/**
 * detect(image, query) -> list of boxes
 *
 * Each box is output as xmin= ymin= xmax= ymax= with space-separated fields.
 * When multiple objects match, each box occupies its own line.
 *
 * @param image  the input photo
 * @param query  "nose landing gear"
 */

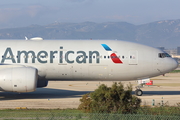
xmin=135 ymin=88 xmax=143 ymax=96
xmin=135 ymin=78 xmax=150 ymax=96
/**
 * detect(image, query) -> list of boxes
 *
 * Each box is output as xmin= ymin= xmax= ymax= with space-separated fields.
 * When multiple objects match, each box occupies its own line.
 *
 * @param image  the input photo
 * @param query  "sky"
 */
xmin=1 ymin=0 xmax=180 ymax=28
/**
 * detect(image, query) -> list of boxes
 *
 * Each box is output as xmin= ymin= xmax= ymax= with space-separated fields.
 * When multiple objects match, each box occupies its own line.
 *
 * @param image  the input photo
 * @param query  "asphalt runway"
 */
xmin=0 ymin=73 xmax=179 ymax=109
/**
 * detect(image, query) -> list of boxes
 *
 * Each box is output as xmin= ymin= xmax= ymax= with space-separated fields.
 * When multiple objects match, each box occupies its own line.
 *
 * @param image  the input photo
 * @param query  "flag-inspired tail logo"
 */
xmin=101 ymin=44 xmax=123 ymax=64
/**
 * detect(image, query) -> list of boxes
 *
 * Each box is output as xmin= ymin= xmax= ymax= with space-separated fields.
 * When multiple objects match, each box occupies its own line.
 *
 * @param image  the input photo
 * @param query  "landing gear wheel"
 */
xmin=135 ymin=89 xmax=143 ymax=96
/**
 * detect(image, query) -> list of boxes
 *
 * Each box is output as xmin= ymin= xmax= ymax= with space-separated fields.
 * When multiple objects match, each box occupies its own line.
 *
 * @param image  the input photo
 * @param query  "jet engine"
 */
xmin=0 ymin=67 xmax=38 ymax=92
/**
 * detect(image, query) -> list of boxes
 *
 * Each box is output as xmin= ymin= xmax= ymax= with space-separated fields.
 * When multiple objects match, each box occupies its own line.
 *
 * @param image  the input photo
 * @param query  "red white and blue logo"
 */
xmin=101 ymin=44 xmax=123 ymax=64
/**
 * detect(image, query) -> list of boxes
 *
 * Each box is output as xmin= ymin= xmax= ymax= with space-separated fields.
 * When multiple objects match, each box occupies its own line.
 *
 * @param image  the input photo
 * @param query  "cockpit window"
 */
xmin=159 ymin=53 xmax=171 ymax=58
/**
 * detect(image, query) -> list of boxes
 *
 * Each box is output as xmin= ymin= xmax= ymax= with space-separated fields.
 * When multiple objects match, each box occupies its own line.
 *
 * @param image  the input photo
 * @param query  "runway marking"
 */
xmin=154 ymin=83 xmax=180 ymax=87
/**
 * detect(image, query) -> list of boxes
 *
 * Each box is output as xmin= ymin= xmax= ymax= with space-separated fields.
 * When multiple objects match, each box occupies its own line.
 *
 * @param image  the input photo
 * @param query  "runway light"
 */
xmin=152 ymin=99 xmax=155 ymax=106
xmin=161 ymin=97 xmax=164 ymax=106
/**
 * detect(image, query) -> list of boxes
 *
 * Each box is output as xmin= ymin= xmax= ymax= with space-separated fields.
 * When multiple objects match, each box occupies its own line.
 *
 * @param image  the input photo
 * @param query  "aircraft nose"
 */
xmin=156 ymin=58 xmax=178 ymax=74
xmin=171 ymin=59 xmax=179 ymax=70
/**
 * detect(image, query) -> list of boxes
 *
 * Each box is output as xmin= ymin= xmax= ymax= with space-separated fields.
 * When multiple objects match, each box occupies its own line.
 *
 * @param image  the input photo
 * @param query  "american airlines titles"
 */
xmin=1 ymin=47 xmax=100 ymax=64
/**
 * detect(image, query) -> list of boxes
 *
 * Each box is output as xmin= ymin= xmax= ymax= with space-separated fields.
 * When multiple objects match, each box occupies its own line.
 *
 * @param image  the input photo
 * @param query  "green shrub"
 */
xmin=78 ymin=82 xmax=141 ymax=114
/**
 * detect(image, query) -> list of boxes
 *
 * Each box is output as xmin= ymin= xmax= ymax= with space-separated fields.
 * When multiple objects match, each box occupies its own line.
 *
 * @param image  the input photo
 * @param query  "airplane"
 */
xmin=0 ymin=38 xmax=178 ymax=96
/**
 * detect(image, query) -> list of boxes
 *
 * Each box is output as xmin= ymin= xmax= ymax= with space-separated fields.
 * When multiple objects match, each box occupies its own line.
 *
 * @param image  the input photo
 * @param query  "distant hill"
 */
xmin=136 ymin=20 xmax=180 ymax=48
xmin=0 ymin=20 xmax=180 ymax=48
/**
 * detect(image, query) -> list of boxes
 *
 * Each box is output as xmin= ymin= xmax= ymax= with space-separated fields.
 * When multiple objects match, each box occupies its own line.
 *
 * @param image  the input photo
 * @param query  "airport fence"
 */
xmin=0 ymin=105 xmax=180 ymax=120
xmin=0 ymin=112 xmax=179 ymax=120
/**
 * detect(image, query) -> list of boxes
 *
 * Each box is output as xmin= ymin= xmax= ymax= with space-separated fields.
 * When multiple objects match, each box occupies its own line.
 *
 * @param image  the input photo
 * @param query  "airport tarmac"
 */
xmin=0 ymin=73 xmax=179 ymax=109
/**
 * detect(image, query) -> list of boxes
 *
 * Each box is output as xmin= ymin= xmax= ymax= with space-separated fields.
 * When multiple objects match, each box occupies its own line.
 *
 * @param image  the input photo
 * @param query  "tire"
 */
xmin=135 ymin=89 xmax=143 ymax=96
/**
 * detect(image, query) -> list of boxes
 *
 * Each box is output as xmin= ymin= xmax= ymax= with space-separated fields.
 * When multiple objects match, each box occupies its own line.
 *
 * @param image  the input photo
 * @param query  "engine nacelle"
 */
xmin=0 ymin=67 xmax=38 ymax=93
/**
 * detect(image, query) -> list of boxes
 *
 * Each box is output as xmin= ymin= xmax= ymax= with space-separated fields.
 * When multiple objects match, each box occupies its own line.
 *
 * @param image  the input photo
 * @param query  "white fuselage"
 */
xmin=0 ymin=40 xmax=178 ymax=81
